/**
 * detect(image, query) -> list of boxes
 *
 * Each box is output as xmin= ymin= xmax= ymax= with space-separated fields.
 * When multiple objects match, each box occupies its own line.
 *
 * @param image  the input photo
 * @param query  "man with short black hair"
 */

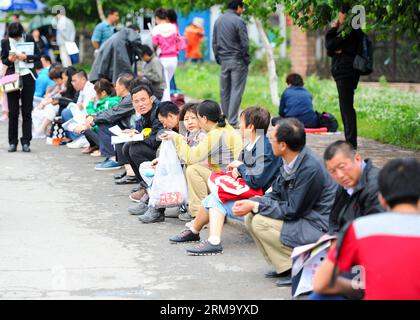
xmin=92 ymin=8 xmax=120 ymax=50
xmin=157 ymin=101 xmax=180 ymax=131
xmin=313 ymin=157 xmax=420 ymax=300
xmin=324 ymin=140 xmax=384 ymax=234
xmin=212 ymin=0 xmax=250 ymax=128
xmin=61 ymin=70 xmax=96 ymax=147
xmin=233 ymin=118 xmax=337 ymax=286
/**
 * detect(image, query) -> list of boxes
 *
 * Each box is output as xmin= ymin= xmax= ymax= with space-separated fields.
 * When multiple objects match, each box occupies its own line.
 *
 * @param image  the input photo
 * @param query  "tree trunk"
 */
xmin=79 ymin=32 xmax=85 ymax=64
xmin=96 ymin=0 xmax=106 ymax=21
xmin=254 ymin=18 xmax=280 ymax=107
xmin=277 ymin=4 xmax=287 ymax=59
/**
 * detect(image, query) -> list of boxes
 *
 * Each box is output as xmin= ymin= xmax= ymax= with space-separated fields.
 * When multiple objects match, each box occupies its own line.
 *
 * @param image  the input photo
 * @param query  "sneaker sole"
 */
xmin=129 ymin=195 xmax=142 ymax=203
xmin=128 ymin=211 xmax=147 ymax=215
xmin=186 ymin=251 xmax=223 ymax=256
xmin=95 ymin=166 xmax=123 ymax=171
xmin=178 ymin=217 xmax=194 ymax=222
xmin=140 ymin=220 xmax=165 ymax=224
xmin=169 ymin=240 xmax=200 ymax=244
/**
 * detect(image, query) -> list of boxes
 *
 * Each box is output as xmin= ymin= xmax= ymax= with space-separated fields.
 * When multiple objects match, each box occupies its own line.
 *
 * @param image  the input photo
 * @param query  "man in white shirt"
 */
xmin=61 ymin=70 xmax=96 ymax=148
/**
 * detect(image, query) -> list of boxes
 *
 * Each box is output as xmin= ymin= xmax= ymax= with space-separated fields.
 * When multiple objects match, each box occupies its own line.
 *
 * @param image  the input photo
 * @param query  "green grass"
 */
xmin=176 ymin=63 xmax=420 ymax=150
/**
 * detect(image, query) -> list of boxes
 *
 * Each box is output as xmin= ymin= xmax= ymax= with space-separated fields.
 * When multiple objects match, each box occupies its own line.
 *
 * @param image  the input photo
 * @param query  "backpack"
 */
xmin=50 ymin=118 xmax=65 ymax=139
xmin=353 ymin=34 xmax=373 ymax=75
xmin=317 ymin=111 xmax=339 ymax=132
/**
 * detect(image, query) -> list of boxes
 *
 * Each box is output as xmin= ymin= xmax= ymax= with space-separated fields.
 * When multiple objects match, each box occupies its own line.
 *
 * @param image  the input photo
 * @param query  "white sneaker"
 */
xmin=67 ymin=136 xmax=90 ymax=149
xmin=32 ymin=131 xmax=46 ymax=139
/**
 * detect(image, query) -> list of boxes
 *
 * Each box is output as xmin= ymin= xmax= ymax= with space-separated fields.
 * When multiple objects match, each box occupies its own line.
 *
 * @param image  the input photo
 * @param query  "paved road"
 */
xmin=0 ymin=121 xmax=292 ymax=300
xmin=1 ymin=120 xmax=418 ymax=300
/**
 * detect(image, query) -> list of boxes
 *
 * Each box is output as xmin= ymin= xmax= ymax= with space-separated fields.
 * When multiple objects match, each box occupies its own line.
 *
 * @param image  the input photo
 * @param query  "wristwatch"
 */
xmin=252 ymin=202 xmax=259 ymax=214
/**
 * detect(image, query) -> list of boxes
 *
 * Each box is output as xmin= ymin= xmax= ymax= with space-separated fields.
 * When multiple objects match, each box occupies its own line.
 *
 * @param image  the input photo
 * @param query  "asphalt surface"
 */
xmin=0 ymin=121 xmax=292 ymax=300
xmin=1 ymin=118 xmax=418 ymax=300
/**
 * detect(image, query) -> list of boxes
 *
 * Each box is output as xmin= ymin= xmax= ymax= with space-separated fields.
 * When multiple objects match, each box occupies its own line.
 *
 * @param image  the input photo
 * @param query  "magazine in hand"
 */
xmin=16 ymin=42 xmax=34 ymax=69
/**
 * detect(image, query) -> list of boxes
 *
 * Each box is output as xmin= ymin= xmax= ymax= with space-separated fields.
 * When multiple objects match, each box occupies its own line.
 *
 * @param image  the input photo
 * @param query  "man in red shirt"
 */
xmin=313 ymin=157 xmax=420 ymax=300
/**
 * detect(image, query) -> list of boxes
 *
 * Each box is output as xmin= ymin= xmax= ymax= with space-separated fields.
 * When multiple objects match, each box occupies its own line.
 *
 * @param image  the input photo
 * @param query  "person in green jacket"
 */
xmin=86 ymin=79 xmax=121 ymax=115
xmin=75 ymin=78 xmax=121 ymax=155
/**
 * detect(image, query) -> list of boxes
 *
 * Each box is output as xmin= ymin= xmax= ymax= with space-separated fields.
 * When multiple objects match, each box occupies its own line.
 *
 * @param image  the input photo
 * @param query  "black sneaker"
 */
xmin=186 ymin=241 xmax=223 ymax=256
xmin=138 ymin=207 xmax=164 ymax=224
xmin=8 ymin=144 xmax=17 ymax=152
xmin=169 ymin=229 xmax=200 ymax=244
xmin=114 ymin=171 xmax=127 ymax=180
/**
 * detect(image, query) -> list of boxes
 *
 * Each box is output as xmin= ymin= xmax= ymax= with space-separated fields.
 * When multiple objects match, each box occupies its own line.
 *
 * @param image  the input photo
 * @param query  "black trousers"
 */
xmin=335 ymin=75 xmax=360 ymax=149
xmin=7 ymin=74 xmax=36 ymax=145
xmin=122 ymin=141 xmax=156 ymax=182
xmin=84 ymin=129 xmax=99 ymax=147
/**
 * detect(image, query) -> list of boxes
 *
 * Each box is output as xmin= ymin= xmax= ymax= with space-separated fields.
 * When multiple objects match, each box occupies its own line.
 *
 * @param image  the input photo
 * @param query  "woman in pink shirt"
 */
xmin=151 ymin=8 xmax=185 ymax=102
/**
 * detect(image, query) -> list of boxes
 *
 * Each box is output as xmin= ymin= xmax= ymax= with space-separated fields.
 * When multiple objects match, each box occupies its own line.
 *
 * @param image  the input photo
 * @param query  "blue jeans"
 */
xmin=61 ymin=108 xmax=81 ymax=140
xmin=97 ymin=123 xmax=116 ymax=158
xmin=170 ymin=76 xmax=177 ymax=92
xmin=202 ymin=193 xmax=244 ymax=221
xmin=308 ymin=292 xmax=346 ymax=300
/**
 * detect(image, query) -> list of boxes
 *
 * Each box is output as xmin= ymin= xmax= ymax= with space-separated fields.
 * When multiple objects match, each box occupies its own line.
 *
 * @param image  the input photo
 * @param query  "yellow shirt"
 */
xmin=173 ymin=123 xmax=243 ymax=172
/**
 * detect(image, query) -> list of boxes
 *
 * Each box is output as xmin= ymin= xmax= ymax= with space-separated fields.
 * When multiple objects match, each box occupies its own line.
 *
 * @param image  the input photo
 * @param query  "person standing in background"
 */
xmin=0 ymin=60 xmax=8 ymax=122
xmin=152 ymin=8 xmax=182 ymax=102
xmin=11 ymin=14 xmax=20 ymax=23
xmin=32 ymin=29 xmax=49 ymax=69
xmin=185 ymin=17 xmax=205 ymax=64
xmin=166 ymin=9 xmax=184 ymax=92
xmin=212 ymin=0 xmax=250 ymax=128
xmin=91 ymin=8 xmax=119 ymax=51
xmin=54 ymin=10 xmax=76 ymax=67
xmin=1 ymin=22 xmax=41 ymax=152
xmin=325 ymin=4 xmax=363 ymax=149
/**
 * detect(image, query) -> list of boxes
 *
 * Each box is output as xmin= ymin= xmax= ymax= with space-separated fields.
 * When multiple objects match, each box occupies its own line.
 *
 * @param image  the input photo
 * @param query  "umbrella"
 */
xmin=0 ymin=0 xmax=45 ymax=13
xmin=22 ymin=0 xmax=46 ymax=14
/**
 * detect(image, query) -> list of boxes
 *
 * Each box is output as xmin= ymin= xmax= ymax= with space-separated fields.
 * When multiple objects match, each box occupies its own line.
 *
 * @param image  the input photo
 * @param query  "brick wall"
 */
xmin=290 ymin=25 xmax=317 ymax=77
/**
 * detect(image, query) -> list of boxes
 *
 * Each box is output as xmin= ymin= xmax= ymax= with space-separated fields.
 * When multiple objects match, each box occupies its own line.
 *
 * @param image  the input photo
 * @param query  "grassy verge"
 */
xmin=175 ymin=63 xmax=420 ymax=150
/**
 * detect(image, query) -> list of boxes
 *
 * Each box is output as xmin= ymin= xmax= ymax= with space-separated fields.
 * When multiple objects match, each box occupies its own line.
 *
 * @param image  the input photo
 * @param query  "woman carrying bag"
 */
xmin=1 ymin=22 xmax=40 ymax=152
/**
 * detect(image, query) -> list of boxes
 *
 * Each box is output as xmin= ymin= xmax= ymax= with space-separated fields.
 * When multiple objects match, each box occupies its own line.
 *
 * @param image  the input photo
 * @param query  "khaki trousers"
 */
xmin=186 ymin=164 xmax=212 ymax=217
xmin=245 ymin=213 xmax=293 ymax=273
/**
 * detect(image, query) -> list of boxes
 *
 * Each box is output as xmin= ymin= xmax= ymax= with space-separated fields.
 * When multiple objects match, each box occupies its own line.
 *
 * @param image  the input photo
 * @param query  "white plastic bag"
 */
xmin=148 ymin=140 xmax=188 ymax=208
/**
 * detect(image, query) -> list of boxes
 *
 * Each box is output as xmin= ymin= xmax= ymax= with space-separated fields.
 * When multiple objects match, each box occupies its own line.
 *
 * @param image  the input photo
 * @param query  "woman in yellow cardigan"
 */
xmin=161 ymin=100 xmax=243 ymax=221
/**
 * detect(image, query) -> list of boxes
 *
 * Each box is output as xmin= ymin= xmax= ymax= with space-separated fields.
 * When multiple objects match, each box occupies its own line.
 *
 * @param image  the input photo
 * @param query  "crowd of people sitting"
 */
xmin=1 ymin=20 xmax=419 ymax=301
xmin=18 ymin=56 xmax=420 ymax=299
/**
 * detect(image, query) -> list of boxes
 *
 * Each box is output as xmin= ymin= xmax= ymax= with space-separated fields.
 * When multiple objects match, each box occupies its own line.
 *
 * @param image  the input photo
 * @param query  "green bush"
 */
xmin=176 ymin=63 xmax=420 ymax=150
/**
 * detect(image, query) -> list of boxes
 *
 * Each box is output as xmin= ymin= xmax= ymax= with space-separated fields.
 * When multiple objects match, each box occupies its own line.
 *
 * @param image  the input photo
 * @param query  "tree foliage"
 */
xmin=44 ymin=0 xmax=162 ymax=28
xmin=162 ymin=0 xmax=419 ymax=41
xmin=282 ymin=0 xmax=419 ymax=40
xmin=43 ymin=0 xmax=420 ymax=41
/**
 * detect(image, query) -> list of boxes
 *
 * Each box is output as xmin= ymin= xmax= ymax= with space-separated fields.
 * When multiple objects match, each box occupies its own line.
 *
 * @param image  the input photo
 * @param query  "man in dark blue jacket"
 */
xmin=169 ymin=107 xmax=282 ymax=255
xmin=232 ymin=118 xmax=337 ymax=286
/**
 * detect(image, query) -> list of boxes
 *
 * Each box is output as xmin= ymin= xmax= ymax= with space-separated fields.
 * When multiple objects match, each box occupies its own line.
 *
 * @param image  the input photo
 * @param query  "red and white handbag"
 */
xmin=208 ymin=171 xmax=263 ymax=203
